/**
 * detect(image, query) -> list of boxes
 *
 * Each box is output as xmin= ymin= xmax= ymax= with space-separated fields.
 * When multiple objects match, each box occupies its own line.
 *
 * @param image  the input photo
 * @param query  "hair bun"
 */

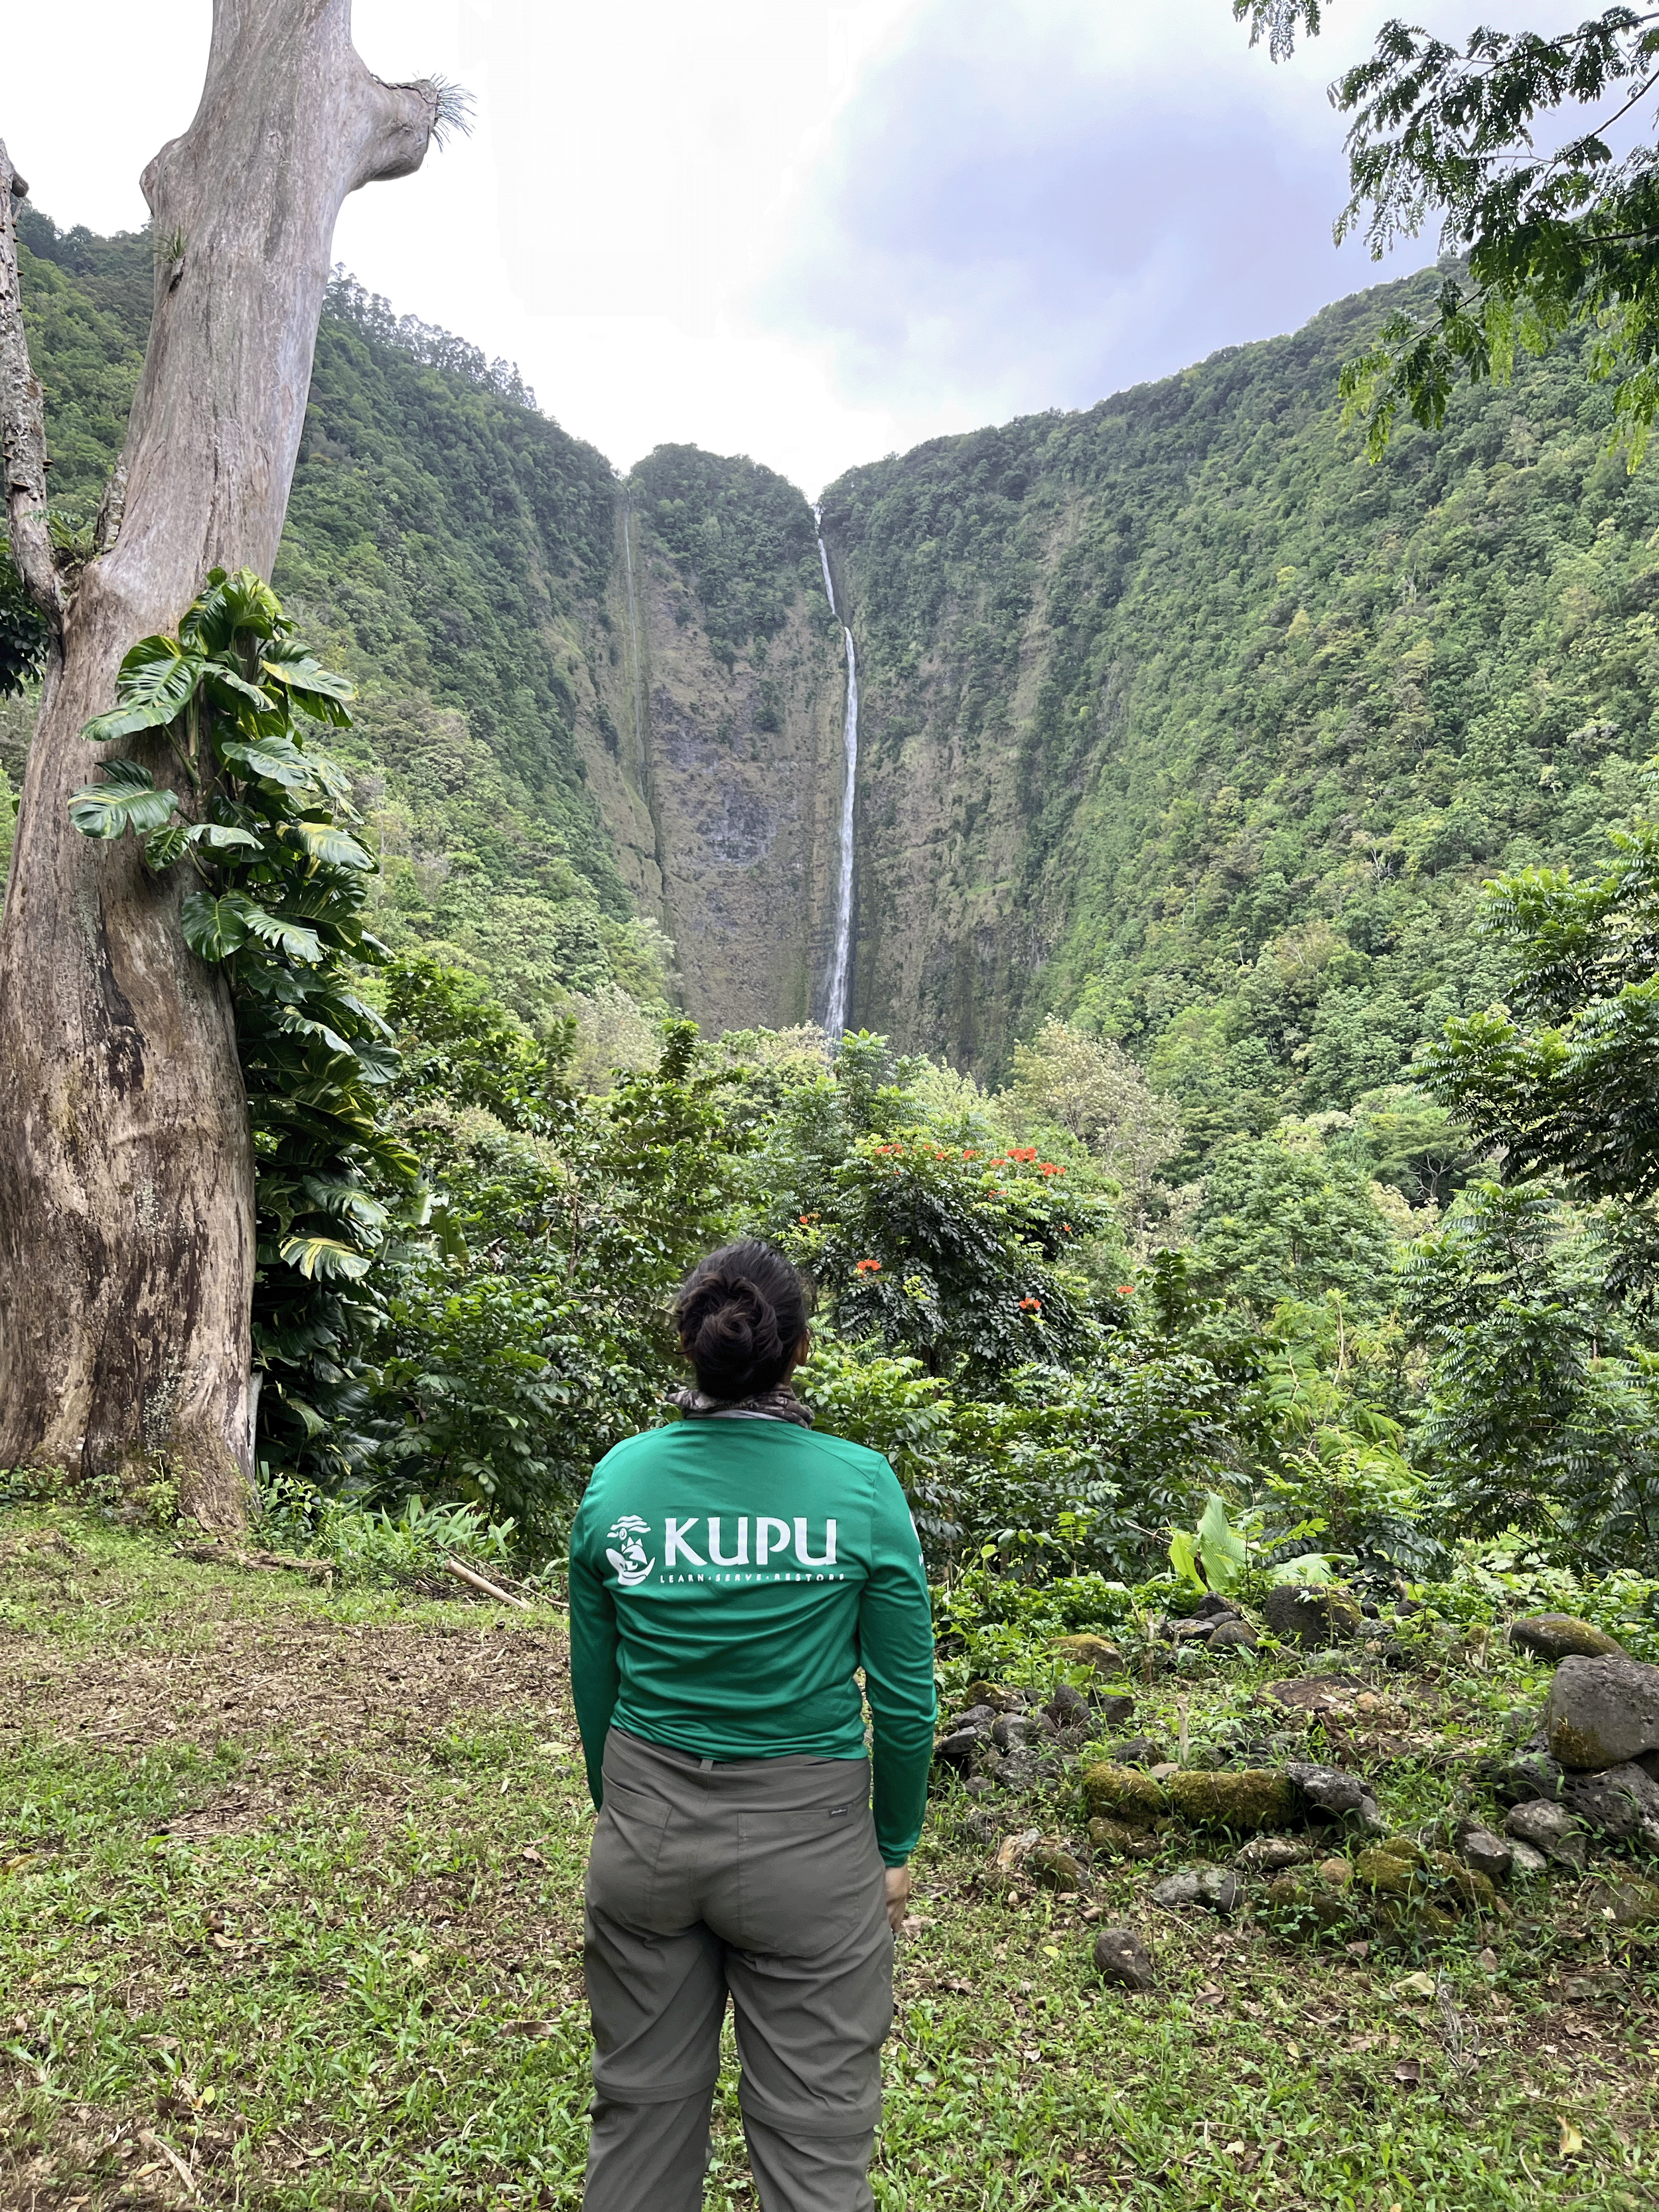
xmin=674 ymin=1240 xmax=812 ymax=1402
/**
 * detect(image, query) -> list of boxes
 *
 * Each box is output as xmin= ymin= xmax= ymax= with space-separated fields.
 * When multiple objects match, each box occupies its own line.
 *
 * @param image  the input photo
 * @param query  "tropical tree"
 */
xmin=1237 ymin=1 xmax=1659 ymax=459
xmin=0 ymin=8 xmax=461 ymax=1523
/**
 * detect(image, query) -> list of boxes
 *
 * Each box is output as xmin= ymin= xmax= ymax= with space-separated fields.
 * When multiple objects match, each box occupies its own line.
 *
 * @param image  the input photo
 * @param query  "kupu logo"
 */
xmin=605 ymin=1516 xmax=655 ymax=1588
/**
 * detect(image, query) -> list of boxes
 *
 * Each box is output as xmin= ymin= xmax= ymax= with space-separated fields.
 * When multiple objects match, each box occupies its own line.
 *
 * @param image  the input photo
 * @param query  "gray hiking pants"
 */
xmin=581 ymin=1726 xmax=895 ymax=2212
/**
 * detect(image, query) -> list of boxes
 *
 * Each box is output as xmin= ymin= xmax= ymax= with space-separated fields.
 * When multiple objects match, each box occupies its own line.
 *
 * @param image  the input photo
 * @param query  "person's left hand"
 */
xmin=884 ymin=1864 xmax=910 ymax=1933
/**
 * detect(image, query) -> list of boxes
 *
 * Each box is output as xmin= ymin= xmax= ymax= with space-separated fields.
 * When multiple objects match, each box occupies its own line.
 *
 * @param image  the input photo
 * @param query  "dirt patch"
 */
xmin=1 ymin=1605 xmax=573 ymax=1766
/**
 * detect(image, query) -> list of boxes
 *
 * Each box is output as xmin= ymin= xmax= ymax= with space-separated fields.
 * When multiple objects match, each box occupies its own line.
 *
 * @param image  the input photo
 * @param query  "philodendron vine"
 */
xmin=68 ymin=565 xmax=419 ymax=1469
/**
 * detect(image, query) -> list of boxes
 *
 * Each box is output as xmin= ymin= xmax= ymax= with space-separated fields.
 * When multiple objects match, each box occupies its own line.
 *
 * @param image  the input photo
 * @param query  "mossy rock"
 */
xmin=1356 ymin=1846 xmax=1429 ymax=1899
xmin=1508 ymin=1613 xmax=1625 ymax=1662
xmin=1429 ymin=1854 xmax=1503 ymax=1916
xmin=1081 ymin=1762 xmax=1169 ymax=1826
xmin=1376 ymin=1836 xmax=1425 ymax=1868
xmin=1263 ymin=1870 xmax=1349 ymax=1927
xmin=1262 ymin=1585 xmax=1364 ymax=1649
xmin=1027 ymin=1842 xmax=1086 ymax=1889
xmin=1166 ymin=1768 xmax=1297 ymax=1832
xmin=1087 ymin=1814 xmax=1139 ymax=1855
xmin=1050 ymin=1633 xmax=1125 ymax=1676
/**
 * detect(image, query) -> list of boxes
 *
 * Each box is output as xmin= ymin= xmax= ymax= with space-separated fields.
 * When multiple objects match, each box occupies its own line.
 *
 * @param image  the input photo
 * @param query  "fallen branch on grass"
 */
xmin=443 ymin=1556 xmax=534 ymax=1611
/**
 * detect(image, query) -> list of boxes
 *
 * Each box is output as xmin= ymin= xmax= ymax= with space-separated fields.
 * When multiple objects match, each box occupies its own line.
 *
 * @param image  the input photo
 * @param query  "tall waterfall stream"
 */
xmin=815 ymin=507 xmax=859 ymax=1039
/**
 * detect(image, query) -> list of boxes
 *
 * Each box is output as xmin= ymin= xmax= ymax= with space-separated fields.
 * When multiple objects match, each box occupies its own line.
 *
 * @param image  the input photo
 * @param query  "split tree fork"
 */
xmin=0 ymin=3 xmax=462 ymax=1526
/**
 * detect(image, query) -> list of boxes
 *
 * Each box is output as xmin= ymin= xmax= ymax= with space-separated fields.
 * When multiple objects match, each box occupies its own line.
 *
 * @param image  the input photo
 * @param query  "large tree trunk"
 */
xmin=0 ymin=5 xmax=443 ymax=1526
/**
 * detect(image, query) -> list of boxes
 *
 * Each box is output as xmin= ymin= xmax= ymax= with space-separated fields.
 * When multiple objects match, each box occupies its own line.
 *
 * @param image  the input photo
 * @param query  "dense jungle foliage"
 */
xmin=7 ymin=211 xmax=1659 ymax=1627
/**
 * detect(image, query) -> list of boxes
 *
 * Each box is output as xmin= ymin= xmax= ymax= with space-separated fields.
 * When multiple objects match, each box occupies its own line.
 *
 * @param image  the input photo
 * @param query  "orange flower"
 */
xmin=1117 ymin=1284 xmax=1135 ymax=1296
xmin=1038 ymin=1161 xmax=1063 ymax=1176
xmin=855 ymin=1258 xmax=883 ymax=1275
xmin=1019 ymin=1296 xmax=1043 ymax=1314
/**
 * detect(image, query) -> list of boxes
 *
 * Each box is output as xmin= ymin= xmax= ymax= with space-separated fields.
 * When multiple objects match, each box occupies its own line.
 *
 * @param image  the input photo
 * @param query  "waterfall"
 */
xmin=814 ymin=504 xmax=858 ymax=1040
xmin=622 ymin=494 xmax=647 ymax=778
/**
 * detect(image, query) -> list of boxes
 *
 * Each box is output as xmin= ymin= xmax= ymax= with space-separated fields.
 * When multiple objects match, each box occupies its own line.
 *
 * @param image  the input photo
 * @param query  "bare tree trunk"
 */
xmin=0 ymin=3 xmax=444 ymax=1526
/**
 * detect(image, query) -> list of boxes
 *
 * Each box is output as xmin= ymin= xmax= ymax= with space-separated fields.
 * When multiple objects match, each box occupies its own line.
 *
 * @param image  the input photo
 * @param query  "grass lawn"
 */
xmin=2 ymin=1504 xmax=1655 ymax=2209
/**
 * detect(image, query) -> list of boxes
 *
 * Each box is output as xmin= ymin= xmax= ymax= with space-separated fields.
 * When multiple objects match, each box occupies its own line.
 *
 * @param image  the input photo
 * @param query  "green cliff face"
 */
xmin=820 ymin=271 xmax=1659 ymax=1116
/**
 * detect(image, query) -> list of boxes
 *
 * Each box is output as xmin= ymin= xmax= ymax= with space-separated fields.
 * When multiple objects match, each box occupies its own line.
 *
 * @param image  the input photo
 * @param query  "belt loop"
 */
xmin=699 ymin=1757 xmax=715 ymax=1771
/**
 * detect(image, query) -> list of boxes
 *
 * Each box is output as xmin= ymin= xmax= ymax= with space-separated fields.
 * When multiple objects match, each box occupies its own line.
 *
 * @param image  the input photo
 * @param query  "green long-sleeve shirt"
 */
xmin=568 ymin=1415 xmax=938 ymax=1866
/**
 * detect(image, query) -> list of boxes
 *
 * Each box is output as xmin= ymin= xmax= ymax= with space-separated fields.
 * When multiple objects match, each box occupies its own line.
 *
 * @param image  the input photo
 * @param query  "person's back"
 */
xmin=570 ymin=1240 xmax=936 ymax=2212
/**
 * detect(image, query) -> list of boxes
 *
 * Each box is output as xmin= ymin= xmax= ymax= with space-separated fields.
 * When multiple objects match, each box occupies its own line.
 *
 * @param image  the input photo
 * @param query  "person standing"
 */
xmin=569 ymin=1239 xmax=937 ymax=2212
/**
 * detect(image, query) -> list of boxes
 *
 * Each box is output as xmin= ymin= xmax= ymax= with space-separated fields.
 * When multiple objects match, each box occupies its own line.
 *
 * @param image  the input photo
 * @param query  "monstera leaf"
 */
xmin=279 ymin=1233 xmax=374 ymax=1281
xmin=80 ymin=637 xmax=204 ymax=745
xmin=67 ymin=758 xmax=180 ymax=839
xmin=261 ymin=637 xmax=354 ymax=726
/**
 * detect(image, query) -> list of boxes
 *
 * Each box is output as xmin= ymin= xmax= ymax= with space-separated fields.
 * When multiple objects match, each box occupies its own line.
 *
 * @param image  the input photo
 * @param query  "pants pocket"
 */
xmin=735 ymin=1802 xmax=884 ymax=1957
xmin=587 ymin=1776 xmax=674 ymax=1930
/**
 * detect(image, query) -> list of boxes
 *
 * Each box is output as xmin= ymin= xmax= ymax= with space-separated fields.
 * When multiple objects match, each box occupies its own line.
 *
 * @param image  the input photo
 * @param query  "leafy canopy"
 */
xmin=1237 ymin=1 xmax=1659 ymax=460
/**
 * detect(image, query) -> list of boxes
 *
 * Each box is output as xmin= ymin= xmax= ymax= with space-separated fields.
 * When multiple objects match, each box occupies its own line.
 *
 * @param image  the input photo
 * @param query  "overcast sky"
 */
xmin=7 ymin=1 xmax=1567 ymax=492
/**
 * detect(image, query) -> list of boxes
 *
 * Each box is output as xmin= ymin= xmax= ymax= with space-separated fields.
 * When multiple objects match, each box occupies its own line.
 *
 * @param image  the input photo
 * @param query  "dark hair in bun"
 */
xmin=674 ymin=1240 xmax=812 ymax=1402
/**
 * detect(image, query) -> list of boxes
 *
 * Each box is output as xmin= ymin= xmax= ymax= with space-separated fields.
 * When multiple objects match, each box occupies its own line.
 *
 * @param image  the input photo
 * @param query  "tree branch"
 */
xmin=0 ymin=141 xmax=64 ymax=639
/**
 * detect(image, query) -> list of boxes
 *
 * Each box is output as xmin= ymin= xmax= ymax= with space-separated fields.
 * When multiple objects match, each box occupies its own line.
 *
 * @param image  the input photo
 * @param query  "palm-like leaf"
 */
xmin=68 ymin=759 xmax=180 ymax=839
xmin=218 ymin=733 xmax=319 ymax=793
xmin=181 ymin=891 xmax=251 ymax=960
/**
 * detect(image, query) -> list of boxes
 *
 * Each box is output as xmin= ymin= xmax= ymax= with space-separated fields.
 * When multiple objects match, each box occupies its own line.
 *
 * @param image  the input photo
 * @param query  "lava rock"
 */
xmin=950 ymin=1703 xmax=998 ymax=1731
xmin=1283 ymin=1760 xmax=1384 ymax=1830
xmin=1027 ymin=1842 xmax=1086 ymax=1890
xmin=1544 ymin=1654 xmax=1659 ymax=1773
xmin=1051 ymin=1635 xmax=1125 ymax=1676
xmin=1234 ymin=1834 xmax=1315 ymax=1874
xmin=1559 ymin=1761 xmax=1659 ymax=1850
xmin=1508 ymin=1837 xmax=1548 ymax=1875
xmin=1106 ymin=1736 xmax=1168 ymax=1768
xmin=1044 ymin=1682 xmax=1092 ymax=1729
xmin=1262 ymin=1586 xmax=1364 ymax=1649
xmin=1457 ymin=1826 xmax=1514 ymax=1881
xmin=1151 ymin=1866 xmax=1240 ymax=1913
xmin=1317 ymin=1856 xmax=1352 ymax=1888
xmin=963 ymin=1680 xmax=1018 ymax=1712
xmin=1509 ymin=1613 xmax=1626 ymax=1662
xmin=1169 ymin=1616 xmax=1222 ymax=1643
xmin=1207 ymin=1619 xmax=1260 ymax=1651
xmin=992 ymin=1712 xmax=1050 ymax=1754
xmin=1166 ymin=1768 xmax=1297 ymax=1832
xmin=1087 ymin=1814 xmax=1160 ymax=1860
xmin=932 ymin=1727 xmax=989 ymax=1775
xmin=1194 ymin=1591 xmax=1240 ymax=1621
xmin=1580 ymin=1873 xmax=1659 ymax=1927
xmin=1089 ymin=1692 xmax=1137 ymax=1730
xmin=1504 ymin=1799 xmax=1587 ymax=1870
xmin=1092 ymin=1925 xmax=1155 ymax=1991
xmin=1492 ymin=1747 xmax=1564 ymax=1805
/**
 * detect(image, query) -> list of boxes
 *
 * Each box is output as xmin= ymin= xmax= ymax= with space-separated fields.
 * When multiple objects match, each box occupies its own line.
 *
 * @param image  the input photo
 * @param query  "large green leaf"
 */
xmin=218 ymin=733 xmax=317 ymax=793
xmin=289 ymin=818 xmax=373 ymax=871
xmin=68 ymin=759 xmax=180 ymax=840
xmin=239 ymin=905 xmax=325 ymax=964
xmin=261 ymin=637 xmax=354 ymax=726
xmin=186 ymin=822 xmax=263 ymax=854
xmin=279 ymin=1233 xmax=374 ymax=1282
xmin=181 ymin=891 xmax=251 ymax=960
xmin=181 ymin=566 xmax=282 ymax=654
xmin=1196 ymin=1491 xmax=1247 ymax=1595
xmin=142 ymin=822 xmax=189 ymax=871
xmin=80 ymin=636 xmax=203 ymax=745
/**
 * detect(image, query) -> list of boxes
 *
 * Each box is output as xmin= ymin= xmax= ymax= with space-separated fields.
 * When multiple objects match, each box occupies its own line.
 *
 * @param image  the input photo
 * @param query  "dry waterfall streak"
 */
xmin=622 ymin=496 xmax=647 ymax=777
xmin=815 ymin=506 xmax=859 ymax=1040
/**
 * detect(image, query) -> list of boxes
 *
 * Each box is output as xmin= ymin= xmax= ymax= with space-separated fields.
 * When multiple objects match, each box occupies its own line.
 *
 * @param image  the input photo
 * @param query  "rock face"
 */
xmin=1234 ymin=1836 xmax=1314 ymax=1874
xmin=1560 ymin=1761 xmax=1659 ymax=1850
xmin=1151 ymin=1867 xmax=1240 ymax=1913
xmin=1262 ymin=1587 xmax=1364 ymax=1649
xmin=1457 ymin=1827 xmax=1514 ymax=1881
xmin=1207 ymin=1620 xmax=1260 ymax=1651
xmin=1509 ymin=1614 xmax=1626 ymax=1662
xmin=1283 ymin=1761 xmax=1383 ymax=1831
xmin=1504 ymin=1799 xmax=1587 ymax=1870
xmin=1581 ymin=1874 xmax=1659 ymax=1927
xmin=1545 ymin=1655 xmax=1659 ymax=1772
xmin=599 ymin=472 xmax=849 ymax=1033
xmin=1092 ymin=1926 xmax=1156 ymax=1991
xmin=1165 ymin=1769 xmax=1297 ymax=1832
